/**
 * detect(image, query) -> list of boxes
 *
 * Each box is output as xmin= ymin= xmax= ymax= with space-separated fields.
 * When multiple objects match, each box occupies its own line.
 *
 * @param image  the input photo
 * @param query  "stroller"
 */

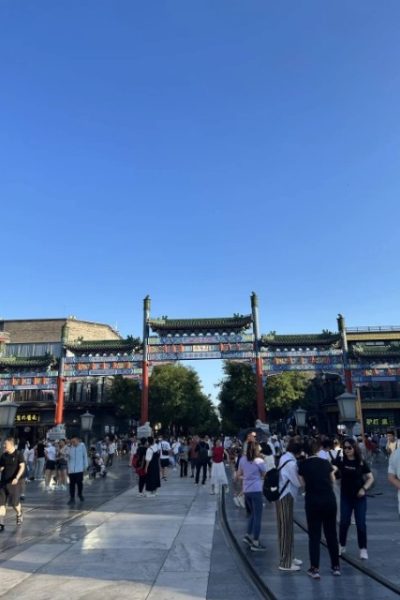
xmin=88 ymin=448 xmax=107 ymax=479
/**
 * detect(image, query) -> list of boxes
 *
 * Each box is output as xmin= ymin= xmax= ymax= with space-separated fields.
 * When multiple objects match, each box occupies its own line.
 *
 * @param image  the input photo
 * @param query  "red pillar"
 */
xmin=54 ymin=324 xmax=67 ymax=425
xmin=141 ymin=295 xmax=151 ymax=424
xmin=344 ymin=369 xmax=353 ymax=393
xmin=251 ymin=292 xmax=267 ymax=422
xmin=55 ymin=377 xmax=64 ymax=425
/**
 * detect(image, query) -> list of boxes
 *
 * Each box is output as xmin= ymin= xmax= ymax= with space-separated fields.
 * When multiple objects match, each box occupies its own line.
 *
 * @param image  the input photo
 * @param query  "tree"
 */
xmin=149 ymin=363 xmax=219 ymax=435
xmin=218 ymin=362 xmax=257 ymax=434
xmin=109 ymin=376 xmax=141 ymax=420
xmin=265 ymin=371 xmax=313 ymax=420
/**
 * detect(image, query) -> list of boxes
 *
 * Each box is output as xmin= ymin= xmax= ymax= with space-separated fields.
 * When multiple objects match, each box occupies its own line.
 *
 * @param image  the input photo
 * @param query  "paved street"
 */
xmin=0 ymin=458 xmax=257 ymax=599
xmin=225 ymin=456 xmax=400 ymax=599
xmin=1 ymin=456 xmax=399 ymax=599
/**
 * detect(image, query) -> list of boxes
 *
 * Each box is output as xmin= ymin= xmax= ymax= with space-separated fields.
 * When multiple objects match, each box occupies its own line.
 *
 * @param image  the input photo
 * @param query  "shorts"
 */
xmin=56 ymin=460 xmax=67 ymax=471
xmin=161 ymin=458 xmax=170 ymax=468
xmin=0 ymin=483 xmax=21 ymax=508
xmin=46 ymin=460 xmax=56 ymax=471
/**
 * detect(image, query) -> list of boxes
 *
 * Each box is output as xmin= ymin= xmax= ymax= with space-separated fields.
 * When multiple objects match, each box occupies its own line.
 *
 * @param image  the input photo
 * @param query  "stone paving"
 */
xmin=0 ymin=462 xmax=253 ymax=599
xmin=224 ymin=456 xmax=400 ymax=599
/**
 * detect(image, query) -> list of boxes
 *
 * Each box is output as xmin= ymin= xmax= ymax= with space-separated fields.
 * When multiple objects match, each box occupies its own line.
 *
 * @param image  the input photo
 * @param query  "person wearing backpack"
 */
xmin=237 ymin=441 xmax=267 ymax=551
xmin=275 ymin=438 xmax=303 ymax=571
xmin=195 ymin=437 xmax=210 ymax=485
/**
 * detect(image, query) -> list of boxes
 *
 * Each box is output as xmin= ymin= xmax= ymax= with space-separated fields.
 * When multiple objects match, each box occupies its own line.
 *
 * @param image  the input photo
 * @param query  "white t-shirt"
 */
xmin=46 ymin=445 xmax=56 ymax=461
xmin=158 ymin=441 xmax=171 ymax=458
xmin=389 ymin=448 xmax=400 ymax=479
xmin=145 ymin=443 xmax=159 ymax=462
xmin=108 ymin=442 xmax=116 ymax=455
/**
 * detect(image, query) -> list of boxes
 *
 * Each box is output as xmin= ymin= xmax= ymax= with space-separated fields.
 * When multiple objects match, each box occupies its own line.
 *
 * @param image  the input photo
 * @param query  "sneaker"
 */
xmin=233 ymin=496 xmax=241 ymax=508
xmin=78 ymin=495 xmax=84 ymax=502
xmin=20 ymin=495 xmax=25 ymax=502
xmin=360 ymin=548 xmax=368 ymax=560
xmin=331 ymin=566 xmax=341 ymax=576
xmin=307 ymin=567 xmax=320 ymax=579
xmin=292 ymin=558 xmax=303 ymax=566
xmin=136 ymin=492 xmax=144 ymax=497
xmin=279 ymin=564 xmax=301 ymax=572
xmin=250 ymin=541 xmax=267 ymax=552
xmin=243 ymin=534 xmax=253 ymax=546
xmin=16 ymin=513 xmax=23 ymax=526
xmin=0 ymin=524 xmax=4 ymax=532
xmin=339 ymin=545 xmax=346 ymax=556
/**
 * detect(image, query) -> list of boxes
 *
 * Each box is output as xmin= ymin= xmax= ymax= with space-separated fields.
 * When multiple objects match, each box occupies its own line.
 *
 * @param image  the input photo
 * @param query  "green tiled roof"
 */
xmin=261 ymin=333 xmax=341 ymax=347
xmin=0 ymin=355 xmax=56 ymax=370
xmin=65 ymin=339 xmax=141 ymax=353
xmin=350 ymin=344 xmax=400 ymax=358
xmin=149 ymin=316 xmax=252 ymax=333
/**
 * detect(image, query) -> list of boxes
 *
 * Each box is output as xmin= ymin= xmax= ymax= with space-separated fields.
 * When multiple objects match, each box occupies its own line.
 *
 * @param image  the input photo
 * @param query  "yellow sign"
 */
xmin=15 ymin=413 xmax=40 ymax=423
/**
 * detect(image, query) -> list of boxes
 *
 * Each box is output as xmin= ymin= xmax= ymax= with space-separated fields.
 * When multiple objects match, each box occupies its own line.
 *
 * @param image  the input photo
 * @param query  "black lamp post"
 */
xmin=294 ymin=407 xmax=307 ymax=435
xmin=336 ymin=392 xmax=357 ymax=437
xmin=80 ymin=411 xmax=94 ymax=449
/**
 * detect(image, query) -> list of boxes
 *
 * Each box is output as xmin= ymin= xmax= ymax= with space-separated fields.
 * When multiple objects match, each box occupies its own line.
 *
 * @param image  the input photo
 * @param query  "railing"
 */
xmin=346 ymin=326 xmax=400 ymax=333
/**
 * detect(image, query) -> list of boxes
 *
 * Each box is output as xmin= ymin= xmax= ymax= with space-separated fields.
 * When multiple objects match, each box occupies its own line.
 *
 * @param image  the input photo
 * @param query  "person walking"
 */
xmin=210 ymin=439 xmax=228 ymax=494
xmin=178 ymin=438 xmax=189 ymax=478
xmin=275 ymin=438 xmax=303 ymax=572
xmin=158 ymin=435 xmax=171 ymax=481
xmin=0 ymin=437 xmax=25 ymax=531
xmin=135 ymin=437 xmax=148 ymax=497
xmin=334 ymin=437 xmax=374 ymax=560
xmin=66 ymin=436 xmax=88 ymax=505
xmin=195 ymin=436 xmax=210 ymax=485
xmin=34 ymin=439 xmax=46 ymax=480
xmin=145 ymin=437 xmax=161 ymax=497
xmin=44 ymin=441 xmax=57 ymax=491
xmin=298 ymin=438 xmax=340 ymax=579
xmin=106 ymin=437 xmax=116 ymax=467
xmin=237 ymin=441 xmax=267 ymax=551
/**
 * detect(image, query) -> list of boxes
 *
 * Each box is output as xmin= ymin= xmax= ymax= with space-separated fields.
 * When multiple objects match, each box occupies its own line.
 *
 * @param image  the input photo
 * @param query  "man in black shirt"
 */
xmin=0 ymin=436 xmax=25 ymax=531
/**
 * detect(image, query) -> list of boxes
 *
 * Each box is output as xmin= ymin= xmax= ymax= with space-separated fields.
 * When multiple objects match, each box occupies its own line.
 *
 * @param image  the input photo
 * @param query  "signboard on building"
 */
xmin=262 ymin=350 xmax=343 ymax=373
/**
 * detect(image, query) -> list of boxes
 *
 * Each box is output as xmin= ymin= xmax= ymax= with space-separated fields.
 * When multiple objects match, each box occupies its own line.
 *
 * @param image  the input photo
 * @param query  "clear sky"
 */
xmin=2 ymin=2 xmax=400 ymax=400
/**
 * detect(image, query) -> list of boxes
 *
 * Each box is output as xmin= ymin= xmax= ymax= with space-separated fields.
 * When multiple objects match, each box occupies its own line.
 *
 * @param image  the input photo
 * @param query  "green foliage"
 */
xmin=109 ymin=376 xmax=141 ymax=419
xmin=217 ymin=362 xmax=257 ymax=434
xmin=265 ymin=371 xmax=313 ymax=419
xmin=149 ymin=363 xmax=220 ymax=435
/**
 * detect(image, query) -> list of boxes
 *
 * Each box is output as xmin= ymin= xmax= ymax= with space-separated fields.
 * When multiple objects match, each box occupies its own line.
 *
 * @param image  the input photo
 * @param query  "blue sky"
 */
xmin=2 ymin=2 xmax=400 ymax=400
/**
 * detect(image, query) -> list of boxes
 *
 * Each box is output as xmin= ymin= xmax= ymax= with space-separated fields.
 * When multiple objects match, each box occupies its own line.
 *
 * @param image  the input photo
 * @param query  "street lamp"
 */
xmin=0 ymin=396 xmax=18 ymax=445
xmin=80 ymin=411 xmax=94 ymax=449
xmin=336 ymin=392 xmax=357 ymax=437
xmin=294 ymin=408 xmax=307 ymax=435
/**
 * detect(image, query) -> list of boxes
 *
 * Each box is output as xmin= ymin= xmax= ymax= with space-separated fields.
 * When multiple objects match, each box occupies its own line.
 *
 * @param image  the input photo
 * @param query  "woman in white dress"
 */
xmin=210 ymin=439 xmax=229 ymax=494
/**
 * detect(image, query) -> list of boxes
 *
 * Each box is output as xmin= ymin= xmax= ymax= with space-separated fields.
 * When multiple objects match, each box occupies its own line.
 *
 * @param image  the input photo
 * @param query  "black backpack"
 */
xmin=198 ymin=443 xmax=209 ymax=463
xmin=263 ymin=460 xmax=293 ymax=503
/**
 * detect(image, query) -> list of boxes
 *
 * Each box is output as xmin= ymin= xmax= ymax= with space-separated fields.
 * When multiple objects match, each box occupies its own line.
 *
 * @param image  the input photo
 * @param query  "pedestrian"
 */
xmin=145 ymin=436 xmax=161 ymax=497
xmin=210 ymin=438 xmax=228 ymax=494
xmin=135 ymin=437 xmax=148 ymax=497
xmin=158 ymin=435 xmax=171 ymax=481
xmin=334 ymin=437 xmax=374 ymax=560
xmin=195 ymin=436 xmax=210 ymax=485
xmin=34 ymin=439 xmax=46 ymax=480
xmin=66 ymin=436 xmax=88 ymax=505
xmin=44 ymin=441 xmax=57 ymax=491
xmin=388 ymin=446 xmax=400 ymax=518
xmin=56 ymin=439 xmax=69 ymax=490
xmin=275 ymin=438 xmax=303 ymax=571
xmin=386 ymin=430 xmax=400 ymax=457
xmin=0 ymin=437 xmax=25 ymax=531
xmin=106 ymin=437 xmax=116 ymax=467
xmin=237 ymin=441 xmax=267 ymax=551
xmin=178 ymin=438 xmax=189 ymax=478
xmin=189 ymin=435 xmax=198 ymax=477
xmin=298 ymin=438 xmax=340 ymax=579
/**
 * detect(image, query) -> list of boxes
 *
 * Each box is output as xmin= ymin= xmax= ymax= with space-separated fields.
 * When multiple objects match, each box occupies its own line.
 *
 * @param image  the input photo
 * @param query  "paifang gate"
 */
xmin=2 ymin=295 xmax=400 ymax=429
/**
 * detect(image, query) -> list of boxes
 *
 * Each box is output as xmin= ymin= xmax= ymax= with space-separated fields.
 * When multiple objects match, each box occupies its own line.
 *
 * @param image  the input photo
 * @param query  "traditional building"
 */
xmin=0 ymin=318 xmax=128 ymax=442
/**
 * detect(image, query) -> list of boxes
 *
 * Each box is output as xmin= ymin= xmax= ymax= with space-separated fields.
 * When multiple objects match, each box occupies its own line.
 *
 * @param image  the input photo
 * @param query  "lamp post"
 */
xmin=80 ymin=411 xmax=94 ymax=450
xmin=294 ymin=407 xmax=307 ymax=435
xmin=336 ymin=392 xmax=357 ymax=437
xmin=0 ymin=395 xmax=18 ymax=446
